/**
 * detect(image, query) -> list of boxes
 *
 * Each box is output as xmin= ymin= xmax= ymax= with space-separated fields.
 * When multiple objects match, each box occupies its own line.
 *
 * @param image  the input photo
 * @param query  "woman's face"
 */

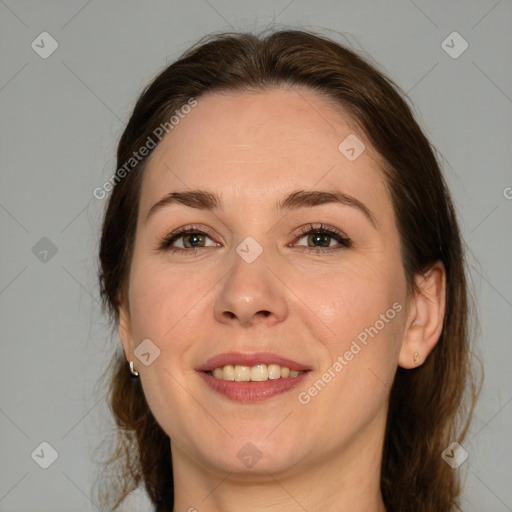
xmin=119 ymin=87 xmax=412 ymax=478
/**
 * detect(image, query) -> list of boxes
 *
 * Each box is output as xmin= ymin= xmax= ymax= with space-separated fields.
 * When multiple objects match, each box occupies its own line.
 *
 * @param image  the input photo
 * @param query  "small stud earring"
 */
xmin=129 ymin=361 xmax=139 ymax=377
xmin=413 ymin=352 xmax=420 ymax=365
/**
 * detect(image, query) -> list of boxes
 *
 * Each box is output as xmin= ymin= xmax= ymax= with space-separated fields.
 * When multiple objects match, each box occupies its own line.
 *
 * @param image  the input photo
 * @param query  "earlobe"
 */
xmin=398 ymin=261 xmax=447 ymax=369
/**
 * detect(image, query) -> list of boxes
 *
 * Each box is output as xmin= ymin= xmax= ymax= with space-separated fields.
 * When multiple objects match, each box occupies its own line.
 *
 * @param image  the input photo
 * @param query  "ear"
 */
xmin=118 ymin=292 xmax=134 ymax=362
xmin=398 ymin=261 xmax=446 ymax=369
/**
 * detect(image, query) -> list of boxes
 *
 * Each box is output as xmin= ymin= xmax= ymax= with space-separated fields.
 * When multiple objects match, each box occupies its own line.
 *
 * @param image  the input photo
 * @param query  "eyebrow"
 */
xmin=145 ymin=189 xmax=377 ymax=227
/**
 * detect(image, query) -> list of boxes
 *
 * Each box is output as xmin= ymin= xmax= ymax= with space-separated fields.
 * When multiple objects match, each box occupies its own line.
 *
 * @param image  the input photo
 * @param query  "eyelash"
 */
xmin=155 ymin=223 xmax=352 ymax=255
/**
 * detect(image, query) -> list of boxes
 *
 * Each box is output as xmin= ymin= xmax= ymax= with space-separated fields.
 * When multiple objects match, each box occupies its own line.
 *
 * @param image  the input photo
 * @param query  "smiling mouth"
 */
xmin=207 ymin=363 xmax=305 ymax=382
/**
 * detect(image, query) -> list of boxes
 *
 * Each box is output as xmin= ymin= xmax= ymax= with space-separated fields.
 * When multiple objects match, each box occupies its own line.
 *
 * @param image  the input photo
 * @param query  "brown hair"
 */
xmin=95 ymin=28 xmax=481 ymax=512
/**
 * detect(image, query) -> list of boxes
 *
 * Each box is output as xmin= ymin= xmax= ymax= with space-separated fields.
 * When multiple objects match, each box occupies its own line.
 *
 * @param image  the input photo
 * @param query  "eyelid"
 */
xmin=154 ymin=224 xmax=220 ymax=252
xmin=293 ymin=222 xmax=349 ymax=239
xmin=292 ymin=223 xmax=352 ymax=250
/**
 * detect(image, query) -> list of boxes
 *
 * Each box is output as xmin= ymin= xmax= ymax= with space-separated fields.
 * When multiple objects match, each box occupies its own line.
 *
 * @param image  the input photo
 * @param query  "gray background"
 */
xmin=0 ymin=1 xmax=511 ymax=511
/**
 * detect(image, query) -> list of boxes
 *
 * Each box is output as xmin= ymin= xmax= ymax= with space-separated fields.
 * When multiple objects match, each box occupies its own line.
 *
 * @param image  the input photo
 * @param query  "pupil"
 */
xmin=185 ymin=234 xmax=203 ymax=248
xmin=310 ymin=233 xmax=329 ymax=247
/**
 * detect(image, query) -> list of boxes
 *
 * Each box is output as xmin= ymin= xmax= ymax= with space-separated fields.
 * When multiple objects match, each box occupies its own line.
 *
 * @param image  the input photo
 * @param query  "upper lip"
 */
xmin=197 ymin=352 xmax=311 ymax=372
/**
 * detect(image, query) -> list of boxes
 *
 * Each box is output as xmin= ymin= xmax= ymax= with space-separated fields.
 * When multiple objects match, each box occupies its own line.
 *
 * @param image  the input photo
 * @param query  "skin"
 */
xmin=118 ymin=87 xmax=446 ymax=512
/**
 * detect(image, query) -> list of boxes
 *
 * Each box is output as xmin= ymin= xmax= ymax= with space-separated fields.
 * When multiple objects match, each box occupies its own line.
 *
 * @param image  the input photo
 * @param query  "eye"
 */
xmin=156 ymin=225 xmax=219 ymax=253
xmin=293 ymin=223 xmax=352 ymax=253
xmin=156 ymin=223 xmax=352 ymax=256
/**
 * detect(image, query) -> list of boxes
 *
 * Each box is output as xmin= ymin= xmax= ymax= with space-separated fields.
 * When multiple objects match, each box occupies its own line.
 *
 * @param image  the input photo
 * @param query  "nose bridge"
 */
xmin=213 ymin=234 xmax=288 ymax=326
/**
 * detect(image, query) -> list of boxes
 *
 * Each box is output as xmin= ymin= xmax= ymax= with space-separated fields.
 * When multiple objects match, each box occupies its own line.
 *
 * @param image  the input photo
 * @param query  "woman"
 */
xmin=96 ymin=29 xmax=481 ymax=512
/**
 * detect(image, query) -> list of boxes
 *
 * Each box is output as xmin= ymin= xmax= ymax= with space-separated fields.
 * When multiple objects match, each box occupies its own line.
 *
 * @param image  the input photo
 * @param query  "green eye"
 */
xmin=157 ymin=223 xmax=352 ymax=255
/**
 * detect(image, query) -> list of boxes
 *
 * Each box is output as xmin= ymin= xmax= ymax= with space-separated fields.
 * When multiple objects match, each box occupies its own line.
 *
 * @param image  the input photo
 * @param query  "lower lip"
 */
xmin=198 ymin=371 xmax=309 ymax=402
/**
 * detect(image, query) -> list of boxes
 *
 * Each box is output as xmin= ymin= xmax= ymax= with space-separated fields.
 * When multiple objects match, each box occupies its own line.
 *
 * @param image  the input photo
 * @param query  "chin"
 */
xmin=193 ymin=433 xmax=307 ymax=477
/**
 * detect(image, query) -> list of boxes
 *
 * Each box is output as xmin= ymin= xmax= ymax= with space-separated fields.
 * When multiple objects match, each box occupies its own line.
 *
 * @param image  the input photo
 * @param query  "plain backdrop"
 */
xmin=0 ymin=1 xmax=511 ymax=511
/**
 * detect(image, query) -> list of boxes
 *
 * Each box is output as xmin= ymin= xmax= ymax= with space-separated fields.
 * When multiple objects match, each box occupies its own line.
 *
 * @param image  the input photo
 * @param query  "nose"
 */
xmin=213 ymin=247 xmax=288 ymax=328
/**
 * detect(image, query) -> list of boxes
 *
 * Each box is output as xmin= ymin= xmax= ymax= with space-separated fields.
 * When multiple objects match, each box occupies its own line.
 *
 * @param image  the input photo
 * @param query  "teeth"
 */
xmin=234 ymin=365 xmax=251 ymax=382
xmin=212 ymin=368 xmax=223 ymax=379
xmin=251 ymin=364 xmax=268 ymax=382
xmin=268 ymin=364 xmax=281 ymax=380
xmin=209 ymin=364 xmax=304 ymax=381
xmin=223 ymin=364 xmax=235 ymax=381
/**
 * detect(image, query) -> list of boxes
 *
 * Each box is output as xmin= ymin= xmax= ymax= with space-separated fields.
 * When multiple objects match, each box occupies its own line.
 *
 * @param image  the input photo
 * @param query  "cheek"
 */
xmin=291 ymin=254 xmax=406 ymax=353
xmin=126 ymin=258 xmax=212 ymax=440
xmin=125 ymin=255 xmax=215 ymax=427
xmin=292 ymin=257 xmax=407 ymax=422
xmin=291 ymin=260 xmax=406 ymax=442
xmin=127 ymin=255 xmax=211 ymax=343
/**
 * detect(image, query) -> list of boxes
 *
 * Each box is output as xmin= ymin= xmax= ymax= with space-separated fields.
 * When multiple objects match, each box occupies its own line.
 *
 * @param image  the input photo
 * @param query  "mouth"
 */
xmin=196 ymin=352 xmax=311 ymax=402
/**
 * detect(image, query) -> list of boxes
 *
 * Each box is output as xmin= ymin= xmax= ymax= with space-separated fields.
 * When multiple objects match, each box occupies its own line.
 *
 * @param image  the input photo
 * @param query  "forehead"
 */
xmin=140 ymin=87 xmax=391 ymax=216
